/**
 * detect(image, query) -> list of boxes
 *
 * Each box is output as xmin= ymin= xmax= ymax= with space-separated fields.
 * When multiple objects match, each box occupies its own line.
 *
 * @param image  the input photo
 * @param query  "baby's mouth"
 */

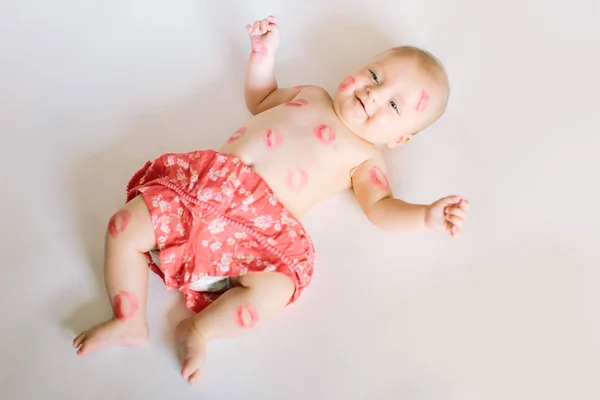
xmin=355 ymin=95 xmax=367 ymax=115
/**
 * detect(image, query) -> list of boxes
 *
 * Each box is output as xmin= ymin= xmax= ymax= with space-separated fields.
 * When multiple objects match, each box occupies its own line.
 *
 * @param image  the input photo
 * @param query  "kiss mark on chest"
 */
xmin=313 ymin=124 xmax=336 ymax=146
xmin=368 ymin=166 xmax=390 ymax=191
xmin=286 ymin=167 xmax=309 ymax=193
xmin=227 ymin=127 xmax=246 ymax=143
xmin=263 ymin=128 xmax=284 ymax=150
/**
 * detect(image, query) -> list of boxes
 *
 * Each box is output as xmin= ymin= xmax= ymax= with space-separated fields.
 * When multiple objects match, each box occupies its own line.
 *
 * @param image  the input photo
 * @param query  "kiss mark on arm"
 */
xmin=108 ymin=210 xmax=132 ymax=238
xmin=251 ymin=41 xmax=268 ymax=59
xmin=227 ymin=127 xmax=246 ymax=143
xmin=313 ymin=124 xmax=336 ymax=146
xmin=113 ymin=291 xmax=139 ymax=320
xmin=235 ymin=304 xmax=259 ymax=328
xmin=414 ymin=90 xmax=429 ymax=112
xmin=283 ymin=98 xmax=309 ymax=107
xmin=338 ymin=75 xmax=356 ymax=91
xmin=263 ymin=128 xmax=284 ymax=150
xmin=286 ymin=167 xmax=309 ymax=193
xmin=368 ymin=166 xmax=390 ymax=191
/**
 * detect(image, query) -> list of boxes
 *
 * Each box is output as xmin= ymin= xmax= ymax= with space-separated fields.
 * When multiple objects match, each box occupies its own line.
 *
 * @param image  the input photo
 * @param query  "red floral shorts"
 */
xmin=125 ymin=150 xmax=315 ymax=313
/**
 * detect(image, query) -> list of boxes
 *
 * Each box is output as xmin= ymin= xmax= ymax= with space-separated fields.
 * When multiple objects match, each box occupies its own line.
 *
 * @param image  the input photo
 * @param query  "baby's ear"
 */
xmin=387 ymin=135 xmax=413 ymax=148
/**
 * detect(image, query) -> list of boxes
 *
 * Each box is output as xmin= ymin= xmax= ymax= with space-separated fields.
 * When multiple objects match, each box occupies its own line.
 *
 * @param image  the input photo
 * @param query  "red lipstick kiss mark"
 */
xmin=284 ymin=98 xmax=309 ymax=107
xmin=263 ymin=128 xmax=284 ymax=150
xmin=313 ymin=124 xmax=336 ymax=146
xmin=251 ymin=41 xmax=268 ymax=58
xmin=338 ymin=75 xmax=356 ymax=91
xmin=113 ymin=290 xmax=139 ymax=320
xmin=108 ymin=210 xmax=132 ymax=238
xmin=286 ymin=167 xmax=309 ymax=193
xmin=227 ymin=127 xmax=246 ymax=143
xmin=235 ymin=304 xmax=259 ymax=328
xmin=414 ymin=90 xmax=429 ymax=112
xmin=368 ymin=166 xmax=390 ymax=191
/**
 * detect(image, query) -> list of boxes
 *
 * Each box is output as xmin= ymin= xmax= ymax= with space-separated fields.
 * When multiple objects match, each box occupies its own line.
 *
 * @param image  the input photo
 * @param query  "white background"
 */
xmin=1 ymin=0 xmax=599 ymax=399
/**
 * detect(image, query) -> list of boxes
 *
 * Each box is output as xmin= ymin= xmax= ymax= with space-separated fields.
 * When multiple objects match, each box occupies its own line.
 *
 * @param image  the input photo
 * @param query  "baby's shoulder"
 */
xmin=293 ymin=85 xmax=331 ymax=98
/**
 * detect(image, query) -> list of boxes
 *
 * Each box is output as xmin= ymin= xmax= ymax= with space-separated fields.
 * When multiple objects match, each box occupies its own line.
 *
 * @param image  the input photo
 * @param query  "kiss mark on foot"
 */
xmin=284 ymin=98 xmax=309 ymax=107
xmin=313 ymin=124 xmax=336 ymax=146
xmin=108 ymin=210 xmax=132 ymax=238
xmin=263 ymin=128 xmax=284 ymax=150
xmin=227 ymin=127 xmax=246 ymax=143
xmin=414 ymin=90 xmax=429 ymax=112
xmin=368 ymin=166 xmax=390 ymax=191
xmin=113 ymin=291 xmax=139 ymax=320
xmin=286 ymin=167 xmax=309 ymax=193
xmin=338 ymin=75 xmax=356 ymax=91
xmin=235 ymin=304 xmax=259 ymax=328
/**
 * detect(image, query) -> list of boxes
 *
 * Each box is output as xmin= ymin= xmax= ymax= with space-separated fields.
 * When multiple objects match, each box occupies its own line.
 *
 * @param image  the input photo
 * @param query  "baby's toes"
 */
xmin=73 ymin=332 xmax=86 ymax=348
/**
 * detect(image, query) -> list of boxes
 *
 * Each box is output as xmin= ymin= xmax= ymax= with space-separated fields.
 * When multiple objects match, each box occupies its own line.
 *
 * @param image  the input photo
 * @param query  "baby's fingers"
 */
xmin=445 ymin=215 xmax=464 ymax=230
xmin=445 ymin=207 xmax=465 ymax=219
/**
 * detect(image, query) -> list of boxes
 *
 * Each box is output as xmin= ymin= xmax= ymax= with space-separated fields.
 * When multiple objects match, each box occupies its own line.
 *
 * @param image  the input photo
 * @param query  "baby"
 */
xmin=73 ymin=16 xmax=469 ymax=385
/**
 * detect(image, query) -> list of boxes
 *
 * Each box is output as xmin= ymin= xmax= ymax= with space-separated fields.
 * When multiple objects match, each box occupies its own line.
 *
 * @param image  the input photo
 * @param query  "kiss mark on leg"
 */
xmin=313 ymin=124 xmax=336 ymax=146
xmin=263 ymin=128 xmax=284 ymax=150
xmin=414 ymin=90 xmax=430 ymax=112
xmin=286 ymin=167 xmax=309 ymax=193
xmin=284 ymin=98 xmax=309 ymax=107
xmin=338 ymin=75 xmax=356 ymax=91
xmin=227 ymin=127 xmax=246 ymax=143
xmin=108 ymin=210 xmax=132 ymax=238
xmin=368 ymin=166 xmax=390 ymax=191
xmin=113 ymin=291 xmax=139 ymax=321
xmin=235 ymin=304 xmax=259 ymax=328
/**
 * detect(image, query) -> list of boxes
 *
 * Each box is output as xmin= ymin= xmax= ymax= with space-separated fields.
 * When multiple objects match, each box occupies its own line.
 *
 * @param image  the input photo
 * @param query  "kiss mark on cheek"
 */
xmin=414 ymin=90 xmax=430 ymax=112
xmin=338 ymin=75 xmax=356 ymax=91
xmin=368 ymin=166 xmax=390 ymax=191
xmin=263 ymin=128 xmax=284 ymax=150
xmin=235 ymin=304 xmax=259 ymax=328
xmin=313 ymin=124 xmax=336 ymax=146
xmin=113 ymin=291 xmax=139 ymax=320
xmin=227 ymin=127 xmax=246 ymax=143
xmin=286 ymin=167 xmax=309 ymax=193
xmin=284 ymin=98 xmax=309 ymax=107
xmin=251 ymin=41 xmax=268 ymax=58
xmin=108 ymin=210 xmax=132 ymax=238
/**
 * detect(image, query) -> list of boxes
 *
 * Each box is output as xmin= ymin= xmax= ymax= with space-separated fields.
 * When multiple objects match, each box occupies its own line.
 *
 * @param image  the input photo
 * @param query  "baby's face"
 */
xmin=333 ymin=51 xmax=443 ymax=147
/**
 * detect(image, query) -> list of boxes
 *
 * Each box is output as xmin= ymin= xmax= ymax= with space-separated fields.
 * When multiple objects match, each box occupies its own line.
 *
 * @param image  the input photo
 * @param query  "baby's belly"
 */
xmin=220 ymin=146 xmax=350 ymax=219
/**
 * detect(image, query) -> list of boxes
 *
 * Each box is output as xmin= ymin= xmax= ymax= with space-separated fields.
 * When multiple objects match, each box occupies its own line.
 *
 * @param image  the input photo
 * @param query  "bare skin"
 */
xmin=73 ymin=15 xmax=470 ymax=385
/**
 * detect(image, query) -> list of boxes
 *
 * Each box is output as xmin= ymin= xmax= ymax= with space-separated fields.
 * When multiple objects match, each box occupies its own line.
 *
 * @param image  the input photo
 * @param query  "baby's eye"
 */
xmin=369 ymin=70 xmax=380 ymax=84
xmin=390 ymin=100 xmax=399 ymax=113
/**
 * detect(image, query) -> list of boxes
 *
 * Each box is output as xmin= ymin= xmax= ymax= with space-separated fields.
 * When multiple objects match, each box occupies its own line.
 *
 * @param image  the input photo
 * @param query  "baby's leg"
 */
xmin=176 ymin=272 xmax=294 ymax=385
xmin=73 ymin=195 xmax=156 ymax=356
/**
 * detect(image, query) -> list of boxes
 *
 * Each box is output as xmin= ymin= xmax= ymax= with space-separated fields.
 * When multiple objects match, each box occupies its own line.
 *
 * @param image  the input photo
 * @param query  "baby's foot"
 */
xmin=175 ymin=317 xmax=208 ymax=385
xmin=73 ymin=318 xmax=149 ymax=356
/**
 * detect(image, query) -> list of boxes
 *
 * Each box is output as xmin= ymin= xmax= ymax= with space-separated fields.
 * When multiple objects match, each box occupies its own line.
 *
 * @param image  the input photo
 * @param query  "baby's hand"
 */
xmin=425 ymin=195 xmax=470 ymax=237
xmin=245 ymin=16 xmax=280 ymax=56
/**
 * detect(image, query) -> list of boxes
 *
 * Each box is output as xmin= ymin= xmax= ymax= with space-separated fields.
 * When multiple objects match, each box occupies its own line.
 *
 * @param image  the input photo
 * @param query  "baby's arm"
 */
xmin=244 ymin=16 xmax=300 ymax=115
xmin=351 ymin=155 xmax=428 ymax=234
xmin=352 ymin=154 xmax=469 ymax=236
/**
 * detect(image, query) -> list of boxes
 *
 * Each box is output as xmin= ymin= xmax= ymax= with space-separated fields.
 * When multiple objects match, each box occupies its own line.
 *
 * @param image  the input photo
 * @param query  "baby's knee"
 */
xmin=236 ymin=272 xmax=295 ymax=301
xmin=105 ymin=196 xmax=155 ymax=251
